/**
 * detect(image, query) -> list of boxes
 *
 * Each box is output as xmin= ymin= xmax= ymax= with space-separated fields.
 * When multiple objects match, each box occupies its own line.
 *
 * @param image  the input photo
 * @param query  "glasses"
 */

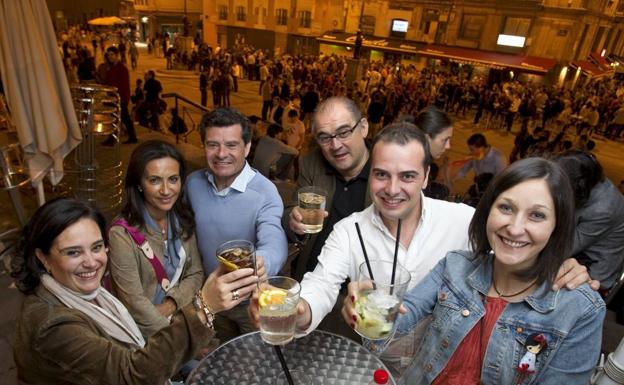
xmin=315 ymin=118 xmax=364 ymax=146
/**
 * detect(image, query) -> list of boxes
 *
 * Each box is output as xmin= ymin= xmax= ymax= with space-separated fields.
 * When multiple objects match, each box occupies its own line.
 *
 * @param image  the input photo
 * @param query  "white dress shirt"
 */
xmin=299 ymin=194 xmax=475 ymax=334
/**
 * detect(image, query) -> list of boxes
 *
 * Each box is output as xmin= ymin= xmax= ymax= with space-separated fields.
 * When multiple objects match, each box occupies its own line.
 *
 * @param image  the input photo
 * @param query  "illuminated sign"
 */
xmin=497 ymin=34 xmax=526 ymax=48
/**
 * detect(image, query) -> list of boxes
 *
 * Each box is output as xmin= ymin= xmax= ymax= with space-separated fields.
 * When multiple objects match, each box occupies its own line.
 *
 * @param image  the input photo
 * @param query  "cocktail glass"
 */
xmin=258 ymin=276 xmax=300 ymax=345
xmin=297 ymin=186 xmax=327 ymax=234
xmin=354 ymin=260 xmax=411 ymax=341
xmin=216 ymin=240 xmax=255 ymax=272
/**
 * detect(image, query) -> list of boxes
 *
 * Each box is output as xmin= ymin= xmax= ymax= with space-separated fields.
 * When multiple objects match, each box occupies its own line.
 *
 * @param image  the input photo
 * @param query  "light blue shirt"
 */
xmin=186 ymin=162 xmax=288 ymax=277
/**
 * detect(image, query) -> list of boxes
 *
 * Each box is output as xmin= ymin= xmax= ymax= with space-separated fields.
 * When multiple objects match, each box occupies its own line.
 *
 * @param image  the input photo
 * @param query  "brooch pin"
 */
xmin=515 ymin=333 xmax=547 ymax=384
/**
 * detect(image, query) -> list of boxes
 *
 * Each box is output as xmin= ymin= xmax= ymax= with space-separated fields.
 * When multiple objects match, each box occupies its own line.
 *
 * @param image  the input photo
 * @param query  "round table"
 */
xmin=187 ymin=330 xmax=397 ymax=385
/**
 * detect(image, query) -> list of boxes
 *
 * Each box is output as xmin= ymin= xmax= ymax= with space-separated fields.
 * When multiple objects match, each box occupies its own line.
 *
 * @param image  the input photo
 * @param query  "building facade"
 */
xmin=202 ymin=0 xmax=624 ymax=70
xmin=133 ymin=0 xmax=202 ymax=40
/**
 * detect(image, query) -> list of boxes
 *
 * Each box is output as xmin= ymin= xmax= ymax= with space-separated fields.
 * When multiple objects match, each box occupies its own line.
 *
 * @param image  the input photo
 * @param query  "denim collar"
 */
xmin=467 ymin=254 xmax=558 ymax=314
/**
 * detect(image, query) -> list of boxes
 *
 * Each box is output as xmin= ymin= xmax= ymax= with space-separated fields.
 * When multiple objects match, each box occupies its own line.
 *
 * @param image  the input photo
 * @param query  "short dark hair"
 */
xmin=416 ymin=106 xmax=452 ymax=139
xmin=266 ymin=124 xmax=283 ymax=138
xmin=467 ymin=133 xmax=487 ymax=148
xmin=199 ymin=107 xmax=252 ymax=144
xmin=106 ymin=46 xmax=119 ymax=55
xmin=122 ymin=140 xmax=195 ymax=239
xmin=312 ymin=97 xmax=362 ymax=132
xmin=469 ymin=157 xmax=575 ymax=286
xmin=372 ymin=122 xmax=432 ymax=170
xmin=11 ymin=198 xmax=107 ymax=294
xmin=553 ymin=149 xmax=604 ymax=208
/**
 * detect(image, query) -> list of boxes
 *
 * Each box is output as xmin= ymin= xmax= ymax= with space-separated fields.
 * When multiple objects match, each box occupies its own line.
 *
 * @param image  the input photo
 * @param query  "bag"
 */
xmin=169 ymin=116 xmax=188 ymax=135
xmin=103 ymin=220 xmax=170 ymax=292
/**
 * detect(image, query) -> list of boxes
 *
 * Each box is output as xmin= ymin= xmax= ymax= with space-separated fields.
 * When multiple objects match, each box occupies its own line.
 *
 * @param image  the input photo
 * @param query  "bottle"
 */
xmin=369 ymin=369 xmax=389 ymax=385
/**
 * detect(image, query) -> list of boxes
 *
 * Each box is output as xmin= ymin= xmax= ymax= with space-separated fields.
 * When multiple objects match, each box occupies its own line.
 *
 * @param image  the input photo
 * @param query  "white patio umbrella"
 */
xmin=88 ymin=16 xmax=127 ymax=26
xmin=0 ymin=0 xmax=81 ymax=191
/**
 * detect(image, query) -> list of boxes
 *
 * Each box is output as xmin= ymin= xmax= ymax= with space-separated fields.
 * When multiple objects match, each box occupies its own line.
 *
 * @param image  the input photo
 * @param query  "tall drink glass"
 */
xmin=258 ymin=276 xmax=300 ymax=345
xmin=297 ymin=186 xmax=327 ymax=234
xmin=216 ymin=240 xmax=255 ymax=272
xmin=354 ymin=260 xmax=411 ymax=340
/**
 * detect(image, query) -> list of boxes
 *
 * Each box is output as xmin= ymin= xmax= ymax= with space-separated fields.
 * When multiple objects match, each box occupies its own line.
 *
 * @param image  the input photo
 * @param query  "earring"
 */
xmin=138 ymin=186 xmax=143 ymax=192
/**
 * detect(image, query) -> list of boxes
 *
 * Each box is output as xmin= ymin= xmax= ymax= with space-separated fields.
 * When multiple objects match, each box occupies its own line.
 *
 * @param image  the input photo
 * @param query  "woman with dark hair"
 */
xmin=416 ymin=106 xmax=454 ymax=196
xmin=108 ymin=140 xmax=261 ymax=339
xmin=11 ymin=198 xmax=222 ymax=384
xmin=416 ymin=106 xmax=453 ymax=159
xmin=554 ymin=149 xmax=624 ymax=290
xmin=344 ymin=158 xmax=605 ymax=384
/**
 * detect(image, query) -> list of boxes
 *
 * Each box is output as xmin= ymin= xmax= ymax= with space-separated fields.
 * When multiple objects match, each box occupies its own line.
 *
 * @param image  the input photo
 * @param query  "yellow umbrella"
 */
xmin=87 ymin=16 xmax=127 ymax=26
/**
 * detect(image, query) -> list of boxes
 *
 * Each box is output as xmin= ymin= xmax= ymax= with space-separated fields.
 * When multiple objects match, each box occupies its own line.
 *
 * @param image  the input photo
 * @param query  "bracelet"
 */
xmin=193 ymin=290 xmax=215 ymax=330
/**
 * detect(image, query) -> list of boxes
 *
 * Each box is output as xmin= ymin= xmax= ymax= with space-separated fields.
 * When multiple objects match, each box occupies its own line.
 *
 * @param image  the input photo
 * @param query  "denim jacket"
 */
xmin=395 ymin=250 xmax=605 ymax=385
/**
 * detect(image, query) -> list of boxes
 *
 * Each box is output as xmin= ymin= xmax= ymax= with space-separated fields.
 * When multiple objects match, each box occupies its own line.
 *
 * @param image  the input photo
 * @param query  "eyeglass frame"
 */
xmin=315 ymin=117 xmax=365 ymax=146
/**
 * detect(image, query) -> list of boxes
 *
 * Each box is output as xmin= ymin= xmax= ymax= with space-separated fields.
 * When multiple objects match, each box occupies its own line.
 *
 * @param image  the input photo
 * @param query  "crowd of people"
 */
xmin=13 ymin=26 xmax=623 ymax=384
xmin=12 ymin=98 xmax=621 ymax=385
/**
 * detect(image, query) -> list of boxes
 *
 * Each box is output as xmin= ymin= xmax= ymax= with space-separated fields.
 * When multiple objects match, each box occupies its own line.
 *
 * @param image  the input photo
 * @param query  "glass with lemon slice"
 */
xmin=258 ymin=276 xmax=300 ymax=345
xmin=216 ymin=240 xmax=255 ymax=273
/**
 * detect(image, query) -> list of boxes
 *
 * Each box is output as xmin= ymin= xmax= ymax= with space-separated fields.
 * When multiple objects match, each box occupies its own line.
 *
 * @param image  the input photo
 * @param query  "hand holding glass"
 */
xmin=297 ymin=186 xmax=327 ymax=234
xmin=258 ymin=276 xmax=301 ymax=345
xmin=354 ymin=260 xmax=411 ymax=340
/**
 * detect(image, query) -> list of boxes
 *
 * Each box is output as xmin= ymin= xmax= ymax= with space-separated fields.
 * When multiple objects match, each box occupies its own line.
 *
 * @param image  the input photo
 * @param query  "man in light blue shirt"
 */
xmin=186 ymin=107 xmax=288 ymax=340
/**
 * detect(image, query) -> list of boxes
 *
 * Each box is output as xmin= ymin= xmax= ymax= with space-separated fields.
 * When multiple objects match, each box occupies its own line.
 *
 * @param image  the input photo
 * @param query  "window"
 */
xmin=459 ymin=14 xmax=486 ymax=40
xmin=502 ymin=17 xmax=531 ymax=36
xmin=236 ymin=6 xmax=246 ymax=21
xmin=361 ymin=15 xmax=375 ymax=35
xmin=420 ymin=9 xmax=439 ymax=34
xmin=298 ymin=10 xmax=311 ymax=28
xmin=218 ymin=5 xmax=228 ymax=20
xmin=276 ymin=8 xmax=288 ymax=25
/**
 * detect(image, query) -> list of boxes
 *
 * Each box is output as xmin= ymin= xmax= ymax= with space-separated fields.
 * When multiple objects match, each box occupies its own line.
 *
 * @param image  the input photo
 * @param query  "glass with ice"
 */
xmin=354 ymin=260 xmax=411 ymax=340
xmin=216 ymin=240 xmax=255 ymax=272
xmin=258 ymin=276 xmax=301 ymax=345
xmin=297 ymin=186 xmax=327 ymax=234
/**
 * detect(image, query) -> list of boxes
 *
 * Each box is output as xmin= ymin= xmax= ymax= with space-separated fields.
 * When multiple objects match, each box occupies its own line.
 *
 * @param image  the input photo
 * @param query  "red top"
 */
xmin=431 ymin=296 xmax=508 ymax=385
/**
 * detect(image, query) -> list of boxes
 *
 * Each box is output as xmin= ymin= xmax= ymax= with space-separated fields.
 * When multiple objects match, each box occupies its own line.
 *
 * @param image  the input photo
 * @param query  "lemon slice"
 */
xmin=259 ymin=289 xmax=288 ymax=308
xmin=217 ymin=255 xmax=239 ymax=271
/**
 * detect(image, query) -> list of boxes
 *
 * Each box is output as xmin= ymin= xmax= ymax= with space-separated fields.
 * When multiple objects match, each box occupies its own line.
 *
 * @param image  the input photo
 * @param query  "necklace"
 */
xmin=492 ymin=264 xmax=536 ymax=298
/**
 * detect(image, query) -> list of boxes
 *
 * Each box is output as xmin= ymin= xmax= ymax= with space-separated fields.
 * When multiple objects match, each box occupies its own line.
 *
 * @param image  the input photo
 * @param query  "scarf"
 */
xmin=40 ymin=274 xmax=145 ymax=348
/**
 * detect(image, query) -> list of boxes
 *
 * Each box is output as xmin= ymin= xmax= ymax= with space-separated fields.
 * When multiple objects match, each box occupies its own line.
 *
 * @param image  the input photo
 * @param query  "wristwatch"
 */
xmin=193 ymin=291 xmax=215 ymax=330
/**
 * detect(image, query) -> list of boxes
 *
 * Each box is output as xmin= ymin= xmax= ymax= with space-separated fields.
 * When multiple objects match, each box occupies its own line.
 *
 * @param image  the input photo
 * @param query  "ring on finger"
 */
xmin=231 ymin=289 xmax=240 ymax=301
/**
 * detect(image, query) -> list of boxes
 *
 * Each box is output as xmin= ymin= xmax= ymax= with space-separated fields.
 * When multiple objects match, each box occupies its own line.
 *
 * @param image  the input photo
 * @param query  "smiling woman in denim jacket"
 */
xmin=347 ymin=157 xmax=606 ymax=385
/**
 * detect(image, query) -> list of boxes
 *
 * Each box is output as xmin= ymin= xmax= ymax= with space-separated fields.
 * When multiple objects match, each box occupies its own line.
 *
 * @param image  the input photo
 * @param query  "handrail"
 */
xmin=161 ymin=92 xmax=209 ymax=113
xmin=161 ymin=92 xmax=207 ymax=143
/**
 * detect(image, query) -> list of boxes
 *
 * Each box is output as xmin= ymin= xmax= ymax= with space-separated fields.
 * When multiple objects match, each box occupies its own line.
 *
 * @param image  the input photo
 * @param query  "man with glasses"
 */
xmin=285 ymin=96 xmax=372 ymax=281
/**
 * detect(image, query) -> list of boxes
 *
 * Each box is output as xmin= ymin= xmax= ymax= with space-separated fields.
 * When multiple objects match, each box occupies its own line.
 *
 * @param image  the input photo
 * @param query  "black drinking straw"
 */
xmin=390 ymin=219 xmax=402 ymax=295
xmin=355 ymin=222 xmax=376 ymax=289
xmin=274 ymin=345 xmax=295 ymax=385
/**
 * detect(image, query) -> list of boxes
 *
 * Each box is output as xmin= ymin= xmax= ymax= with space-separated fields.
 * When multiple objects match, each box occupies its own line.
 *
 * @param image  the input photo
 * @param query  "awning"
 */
xmin=317 ymin=31 xmax=425 ymax=55
xmin=417 ymin=44 xmax=557 ymax=74
xmin=88 ymin=16 xmax=127 ymax=26
xmin=588 ymin=51 xmax=613 ymax=71
xmin=570 ymin=60 xmax=612 ymax=78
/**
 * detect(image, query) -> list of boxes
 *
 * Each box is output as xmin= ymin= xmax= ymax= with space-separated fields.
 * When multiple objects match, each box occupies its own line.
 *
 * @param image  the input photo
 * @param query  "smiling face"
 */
xmin=141 ymin=156 xmax=181 ymax=219
xmin=313 ymin=102 xmax=369 ymax=179
xmin=370 ymin=140 xmax=429 ymax=226
xmin=36 ymin=218 xmax=107 ymax=295
xmin=203 ymin=124 xmax=251 ymax=190
xmin=486 ymin=179 xmax=556 ymax=272
xmin=427 ymin=125 xmax=453 ymax=159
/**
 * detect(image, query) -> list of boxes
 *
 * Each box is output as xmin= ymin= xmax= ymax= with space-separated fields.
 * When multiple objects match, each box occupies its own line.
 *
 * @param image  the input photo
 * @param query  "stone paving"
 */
xmin=0 ymin=49 xmax=623 ymax=383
